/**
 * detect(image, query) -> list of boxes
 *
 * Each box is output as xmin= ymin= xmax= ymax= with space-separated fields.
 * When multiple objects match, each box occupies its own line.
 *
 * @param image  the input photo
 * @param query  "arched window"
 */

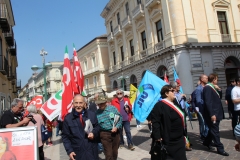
xmin=157 ymin=66 xmax=168 ymax=80
xmin=120 ymin=79 xmax=127 ymax=91
xmin=130 ymin=74 xmax=137 ymax=88
xmin=141 ymin=70 xmax=146 ymax=78
xmin=113 ymin=81 xmax=118 ymax=90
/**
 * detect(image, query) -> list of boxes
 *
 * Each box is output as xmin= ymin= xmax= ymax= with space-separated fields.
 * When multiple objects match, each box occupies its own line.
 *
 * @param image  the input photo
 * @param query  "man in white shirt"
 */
xmin=231 ymin=77 xmax=240 ymax=133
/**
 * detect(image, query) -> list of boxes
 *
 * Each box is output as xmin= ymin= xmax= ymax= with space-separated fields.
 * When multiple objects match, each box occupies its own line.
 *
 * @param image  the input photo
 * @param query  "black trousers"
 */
xmin=203 ymin=120 xmax=224 ymax=153
xmin=39 ymin=145 xmax=44 ymax=160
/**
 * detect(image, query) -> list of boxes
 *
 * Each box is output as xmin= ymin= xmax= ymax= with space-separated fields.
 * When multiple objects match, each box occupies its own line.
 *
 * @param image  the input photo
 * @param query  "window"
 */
xmin=84 ymin=61 xmax=88 ymax=71
xmin=125 ymin=2 xmax=129 ymax=16
xmin=92 ymin=56 xmax=96 ymax=67
xmin=217 ymin=11 xmax=229 ymax=34
xmin=113 ymin=52 xmax=116 ymax=65
xmin=93 ymin=76 xmax=97 ymax=87
xmin=85 ymin=79 xmax=89 ymax=88
xmin=130 ymin=39 xmax=134 ymax=56
xmin=120 ymin=46 xmax=124 ymax=61
xmin=117 ymin=12 xmax=120 ymax=25
xmin=157 ymin=66 xmax=167 ymax=80
xmin=156 ymin=20 xmax=163 ymax=42
xmin=110 ymin=21 xmax=113 ymax=32
xmin=55 ymin=70 xmax=60 ymax=78
xmin=137 ymin=0 xmax=141 ymax=5
xmin=141 ymin=31 xmax=147 ymax=50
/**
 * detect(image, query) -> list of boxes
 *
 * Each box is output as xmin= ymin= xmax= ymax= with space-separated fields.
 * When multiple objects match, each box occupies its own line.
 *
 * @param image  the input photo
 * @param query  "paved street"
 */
xmin=44 ymin=110 xmax=240 ymax=160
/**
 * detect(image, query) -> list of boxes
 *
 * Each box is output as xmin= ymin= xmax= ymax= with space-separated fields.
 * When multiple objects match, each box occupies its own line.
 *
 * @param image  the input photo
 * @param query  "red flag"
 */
xmin=26 ymin=95 xmax=43 ymax=109
xmin=164 ymin=71 xmax=169 ymax=84
xmin=73 ymin=44 xmax=84 ymax=94
xmin=61 ymin=46 xmax=75 ymax=120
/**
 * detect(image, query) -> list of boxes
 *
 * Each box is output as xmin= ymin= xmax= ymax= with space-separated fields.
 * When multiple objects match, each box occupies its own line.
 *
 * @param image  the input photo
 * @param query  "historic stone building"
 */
xmin=101 ymin=0 xmax=240 ymax=95
xmin=0 ymin=0 xmax=20 ymax=113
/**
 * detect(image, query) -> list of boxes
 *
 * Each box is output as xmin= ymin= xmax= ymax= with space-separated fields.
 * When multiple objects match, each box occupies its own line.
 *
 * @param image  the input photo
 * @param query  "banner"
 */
xmin=133 ymin=70 xmax=167 ymax=122
xmin=0 ymin=126 xmax=38 ymax=160
xmin=129 ymin=84 xmax=137 ymax=105
xmin=26 ymin=95 xmax=43 ymax=109
xmin=40 ymin=90 xmax=62 ymax=121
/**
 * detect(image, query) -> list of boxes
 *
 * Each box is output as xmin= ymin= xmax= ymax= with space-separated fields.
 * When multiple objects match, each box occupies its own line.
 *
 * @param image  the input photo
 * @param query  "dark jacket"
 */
xmin=88 ymin=101 xmax=97 ymax=113
xmin=62 ymin=109 xmax=100 ymax=160
xmin=203 ymin=85 xmax=224 ymax=122
xmin=225 ymin=85 xmax=235 ymax=112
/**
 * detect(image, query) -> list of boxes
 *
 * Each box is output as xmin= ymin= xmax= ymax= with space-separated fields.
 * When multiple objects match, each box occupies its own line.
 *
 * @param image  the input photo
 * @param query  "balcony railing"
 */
xmin=221 ymin=34 xmax=231 ymax=42
xmin=10 ymin=40 xmax=17 ymax=56
xmin=113 ymin=25 xmax=122 ymax=36
xmin=119 ymin=59 xmax=128 ymax=67
xmin=132 ymin=4 xmax=144 ymax=19
xmin=107 ymin=32 xmax=114 ymax=42
xmin=140 ymin=49 xmax=148 ymax=58
xmin=83 ymin=65 xmax=108 ymax=75
xmin=4 ymin=27 xmax=14 ymax=46
xmin=122 ymin=15 xmax=132 ymax=29
xmin=0 ymin=3 xmax=10 ymax=32
xmin=154 ymin=41 xmax=165 ymax=52
xmin=129 ymin=54 xmax=140 ymax=63
xmin=145 ymin=0 xmax=159 ymax=8
xmin=16 ymin=80 xmax=21 ymax=90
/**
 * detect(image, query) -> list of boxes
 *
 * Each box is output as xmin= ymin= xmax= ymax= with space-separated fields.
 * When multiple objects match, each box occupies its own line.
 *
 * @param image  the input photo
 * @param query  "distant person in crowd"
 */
xmin=150 ymin=85 xmax=187 ymax=160
xmin=88 ymin=94 xmax=98 ymax=113
xmin=46 ymin=119 xmax=54 ymax=146
xmin=0 ymin=98 xmax=31 ymax=128
xmin=194 ymin=74 xmax=209 ymax=140
xmin=171 ymin=81 xmax=192 ymax=151
xmin=96 ymin=95 xmax=122 ymax=160
xmin=232 ymin=77 xmax=240 ymax=129
xmin=27 ymin=104 xmax=45 ymax=160
xmin=136 ymin=119 xmax=142 ymax=129
xmin=0 ymin=136 xmax=16 ymax=160
xmin=202 ymin=73 xmax=229 ymax=156
xmin=225 ymin=79 xmax=237 ymax=135
xmin=234 ymin=124 xmax=240 ymax=152
xmin=62 ymin=94 xmax=100 ymax=160
xmin=111 ymin=89 xmax=135 ymax=151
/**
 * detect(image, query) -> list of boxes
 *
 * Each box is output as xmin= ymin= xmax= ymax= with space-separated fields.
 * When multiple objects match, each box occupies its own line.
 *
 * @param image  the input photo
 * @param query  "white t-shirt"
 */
xmin=231 ymin=86 xmax=240 ymax=111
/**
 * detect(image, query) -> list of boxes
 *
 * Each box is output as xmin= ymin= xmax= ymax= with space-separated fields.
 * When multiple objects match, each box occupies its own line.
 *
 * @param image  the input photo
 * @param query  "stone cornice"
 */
xmin=101 ymin=0 xmax=124 ymax=20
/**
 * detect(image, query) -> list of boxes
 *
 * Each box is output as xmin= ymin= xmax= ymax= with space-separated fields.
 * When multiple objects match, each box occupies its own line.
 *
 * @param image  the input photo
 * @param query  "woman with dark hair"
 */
xmin=150 ymin=85 xmax=187 ymax=160
xmin=0 ymin=136 xmax=16 ymax=160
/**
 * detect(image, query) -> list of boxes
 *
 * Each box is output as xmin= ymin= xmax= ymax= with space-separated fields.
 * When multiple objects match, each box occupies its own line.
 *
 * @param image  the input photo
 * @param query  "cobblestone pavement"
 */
xmin=44 ymin=111 xmax=240 ymax=160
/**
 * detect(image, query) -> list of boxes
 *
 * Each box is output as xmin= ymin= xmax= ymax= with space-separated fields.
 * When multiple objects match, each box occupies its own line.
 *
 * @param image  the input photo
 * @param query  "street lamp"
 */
xmin=31 ymin=48 xmax=52 ymax=102
xmin=118 ymin=72 xmax=129 ymax=91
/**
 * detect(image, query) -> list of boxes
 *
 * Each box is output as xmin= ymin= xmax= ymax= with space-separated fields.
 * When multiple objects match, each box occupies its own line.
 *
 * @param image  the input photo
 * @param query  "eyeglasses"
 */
xmin=117 ymin=93 xmax=123 ymax=95
xmin=169 ymin=89 xmax=175 ymax=93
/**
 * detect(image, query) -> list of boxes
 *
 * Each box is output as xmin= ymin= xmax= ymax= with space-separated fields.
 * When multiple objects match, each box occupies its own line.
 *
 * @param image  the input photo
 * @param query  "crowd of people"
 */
xmin=0 ymin=73 xmax=239 ymax=160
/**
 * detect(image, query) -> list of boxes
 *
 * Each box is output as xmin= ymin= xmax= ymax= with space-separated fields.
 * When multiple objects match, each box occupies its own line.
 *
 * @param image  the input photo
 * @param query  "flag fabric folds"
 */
xmin=61 ymin=46 xmax=75 ymax=120
xmin=133 ymin=70 xmax=167 ymax=122
xmin=129 ymin=84 xmax=137 ymax=105
xmin=73 ymin=44 xmax=84 ymax=94
xmin=26 ymin=95 xmax=43 ymax=109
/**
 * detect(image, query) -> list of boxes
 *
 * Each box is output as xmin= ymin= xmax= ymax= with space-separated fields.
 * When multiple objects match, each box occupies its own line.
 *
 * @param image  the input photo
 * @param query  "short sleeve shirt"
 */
xmin=0 ymin=110 xmax=19 ymax=128
xmin=231 ymin=86 xmax=240 ymax=111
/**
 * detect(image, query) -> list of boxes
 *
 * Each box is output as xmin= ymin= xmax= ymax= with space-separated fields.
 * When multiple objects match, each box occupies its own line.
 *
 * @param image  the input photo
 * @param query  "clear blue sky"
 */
xmin=11 ymin=0 xmax=109 ymax=87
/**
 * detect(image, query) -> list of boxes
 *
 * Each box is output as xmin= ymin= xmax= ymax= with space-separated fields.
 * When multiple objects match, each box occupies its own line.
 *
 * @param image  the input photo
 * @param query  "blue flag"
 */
xmin=133 ymin=70 xmax=167 ymax=122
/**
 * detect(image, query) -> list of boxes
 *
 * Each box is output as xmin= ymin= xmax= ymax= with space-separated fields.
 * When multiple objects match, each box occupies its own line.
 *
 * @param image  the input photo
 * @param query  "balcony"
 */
xmin=4 ymin=27 xmax=14 ymax=46
xmin=0 ymin=3 xmax=10 ymax=32
xmin=140 ymin=49 xmax=148 ymax=58
xmin=129 ymin=54 xmax=140 ymax=63
xmin=113 ymin=25 xmax=122 ymax=37
xmin=154 ymin=41 xmax=165 ymax=52
xmin=112 ymin=64 xmax=119 ymax=72
xmin=119 ymin=59 xmax=128 ymax=67
xmin=16 ymin=80 xmax=21 ymax=90
xmin=83 ymin=65 xmax=108 ymax=75
xmin=122 ymin=15 xmax=132 ymax=29
xmin=54 ymin=76 xmax=61 ymax=81
xmin=132 ymin=4 xmax=144 ymax=20
xmin=107 ymin=32 xmax=114 ymax=42
xmin=221 ymin=34 xmax=231 ymax=42
xmin=145 ymin=0 xmax=160 ymax=8
xmin=0 ymin=55 xmax=8 ymax=75
xmin=7 ymin=66 xmax=13 ymax=80
xmin=10 ymin=40 xmax=17 ymax=56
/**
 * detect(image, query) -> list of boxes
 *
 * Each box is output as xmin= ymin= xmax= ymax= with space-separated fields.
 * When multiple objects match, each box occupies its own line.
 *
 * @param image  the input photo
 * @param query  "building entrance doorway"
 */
xmin=224 ymin=56 xmax=240 ymax=86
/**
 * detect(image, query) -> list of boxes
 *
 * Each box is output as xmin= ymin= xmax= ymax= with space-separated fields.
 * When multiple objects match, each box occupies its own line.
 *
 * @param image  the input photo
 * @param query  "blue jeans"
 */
xmin=56 ymin=123 xmax=60 ymax=136
xmin=197 ymin=112 xmax=209 ymax=138
xmin=136 ymin=119 xmax=140 ymax=125
xmin=120 ymin=121 xmax=133 ymax=146
xmin=98 ymin=143 xmax=103 ymax=151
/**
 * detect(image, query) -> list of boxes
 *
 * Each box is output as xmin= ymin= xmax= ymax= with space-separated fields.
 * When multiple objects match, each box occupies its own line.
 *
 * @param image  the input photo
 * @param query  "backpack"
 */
xmin=41 ymin=124 xmax=49 ymax=142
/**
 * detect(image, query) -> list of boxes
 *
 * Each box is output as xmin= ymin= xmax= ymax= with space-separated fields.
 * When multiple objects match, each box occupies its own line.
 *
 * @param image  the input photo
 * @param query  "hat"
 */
xmin=95 ymin=94 xmax=107 ymax=104
xmin=234 ymin=124 xmax=240 ymax=141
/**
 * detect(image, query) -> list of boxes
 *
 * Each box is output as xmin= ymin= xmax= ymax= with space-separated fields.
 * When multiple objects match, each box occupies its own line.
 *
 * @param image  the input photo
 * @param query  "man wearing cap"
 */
xmin=96 ymin=95 xmax=122 ymax=160
xmin=111 ymin=89 xmax=135 ymax=151
xmin=232 ymin=78 xmax=240 ymax=128
xmin=62 ymin=94 xmax=100 ymax=160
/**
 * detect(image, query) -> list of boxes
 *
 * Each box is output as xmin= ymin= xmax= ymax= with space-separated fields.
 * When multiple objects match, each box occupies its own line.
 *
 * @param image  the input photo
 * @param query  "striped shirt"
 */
xmin=96 ymin=105 xmax=122 ymax=131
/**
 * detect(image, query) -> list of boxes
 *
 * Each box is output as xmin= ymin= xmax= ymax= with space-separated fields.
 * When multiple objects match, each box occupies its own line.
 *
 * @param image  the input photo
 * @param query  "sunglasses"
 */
xmin=117 ymin=92 xmax=123 ymax=95
xmin=169 ymin=89 xmax=175 ymax=93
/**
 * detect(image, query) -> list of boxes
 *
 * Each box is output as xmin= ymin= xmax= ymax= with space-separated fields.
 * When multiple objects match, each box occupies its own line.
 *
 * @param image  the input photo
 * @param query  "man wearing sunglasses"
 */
xmin=111 ymin=89 xmax=135 ymax=151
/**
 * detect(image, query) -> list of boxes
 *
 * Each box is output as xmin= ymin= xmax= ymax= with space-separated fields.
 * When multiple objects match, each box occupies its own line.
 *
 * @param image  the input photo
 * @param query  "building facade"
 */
xmin=0 ymin=0 xmax=20 ymax=114
xmin=77 ymin=35 xmax=111 ymax=95
xmin=101 ymin=0 xmax=240 ymax=95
